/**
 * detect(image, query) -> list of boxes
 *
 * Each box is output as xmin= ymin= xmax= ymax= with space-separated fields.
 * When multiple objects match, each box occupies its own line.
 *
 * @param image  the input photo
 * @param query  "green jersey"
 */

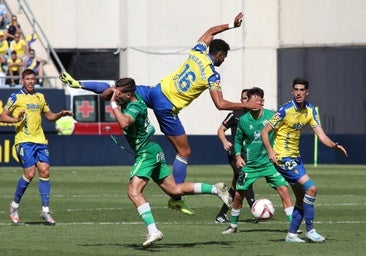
xmin=122 ymin=95 xmax=155 ymax=153
xmin=234 ymin=108 xmax=275 ymax=169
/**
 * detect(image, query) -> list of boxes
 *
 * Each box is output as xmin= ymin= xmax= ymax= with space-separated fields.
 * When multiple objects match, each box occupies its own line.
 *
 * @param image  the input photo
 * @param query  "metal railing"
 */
xmin=0 ymin=75 xmax=59 ymax=88
xmin=4 ymin=0 xmax=65 ymax=88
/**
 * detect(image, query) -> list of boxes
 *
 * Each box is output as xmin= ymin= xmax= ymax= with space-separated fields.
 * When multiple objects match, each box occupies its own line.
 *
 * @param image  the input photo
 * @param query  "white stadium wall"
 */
xmin=24 ymin=0 xmax=366 ymax=134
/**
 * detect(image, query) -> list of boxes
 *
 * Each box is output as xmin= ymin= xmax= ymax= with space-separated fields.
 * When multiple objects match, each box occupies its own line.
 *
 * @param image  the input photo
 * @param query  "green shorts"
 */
xmin=130 ymin=141 xmax=171 ymax=182
xmin=236 ymin=164 xmax=288 ymax=191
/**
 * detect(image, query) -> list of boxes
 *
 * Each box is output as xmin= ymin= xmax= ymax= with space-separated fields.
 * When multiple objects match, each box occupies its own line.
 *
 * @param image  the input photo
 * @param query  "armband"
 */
xmin=228 ymin=22 xmax=235 ymax=29
xmin=334 ymin=142 xmax=339 ymax=149
xmin=111 ymin=101 xmax=118 ymax=109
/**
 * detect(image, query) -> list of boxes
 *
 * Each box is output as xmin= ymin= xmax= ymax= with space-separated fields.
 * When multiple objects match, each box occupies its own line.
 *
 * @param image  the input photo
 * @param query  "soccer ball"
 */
xmin=251 ymin=198 xmax=275 ymax=220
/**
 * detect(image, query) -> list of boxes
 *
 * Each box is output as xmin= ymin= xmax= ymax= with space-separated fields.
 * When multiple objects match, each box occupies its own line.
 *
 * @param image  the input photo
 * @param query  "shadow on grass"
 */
xmin=9 ymin=221 xmax=55 ymax=226
xmin=80 ymin=240 xmax=234 ymax=251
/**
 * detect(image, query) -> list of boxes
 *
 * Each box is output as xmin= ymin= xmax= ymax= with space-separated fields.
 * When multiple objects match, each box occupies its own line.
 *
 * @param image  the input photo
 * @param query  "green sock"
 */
xmin=141 ymin=209 xmax=155 ymax=226
xmin=138 ymin=203 xmax=155 ymax=226
xmin=287 ymin=214 xmax=292 ymax=223
xmin=231 ymin=208 xmax=241 ymax=225
xmin=201 ymin=183 xmax=214 ymax=194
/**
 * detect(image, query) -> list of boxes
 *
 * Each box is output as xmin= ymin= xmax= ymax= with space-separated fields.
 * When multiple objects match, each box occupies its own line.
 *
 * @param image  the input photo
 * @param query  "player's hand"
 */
xmin=234 ymin=12 xmax=244 ymax=27
xmin=244 ymin=96 xmax=263 ymax=110
xmin=223 ymin=140 xmax=233 ymax=151
xmin=60 ymin=110 xmax=73 ymax=117
xmin=267 ymin=149 xmax=279 ymax=164
xmin=110 ymin=88 xmax=120 ymax=102
xmin=236 ymin=155 xmax=245 ymax=168
xmin=17 ymin=110 xmax=25 ymax=122
xmin=335 ymin=143 xmax=348 ymax=157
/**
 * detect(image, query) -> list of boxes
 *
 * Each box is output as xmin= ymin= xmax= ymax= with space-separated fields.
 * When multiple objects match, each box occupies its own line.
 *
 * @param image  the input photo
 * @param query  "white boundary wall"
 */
xmin=25 ymin=0 xmax=366 ymax=134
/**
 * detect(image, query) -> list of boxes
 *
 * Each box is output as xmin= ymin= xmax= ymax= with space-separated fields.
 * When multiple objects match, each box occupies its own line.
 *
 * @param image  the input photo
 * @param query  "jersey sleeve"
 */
xmin=123 ymin=102 xmax=142 ymax=122
xmin=207 ymin=72 xmax=221 ymax=91
xmin=194 ymin=40 xmax=221 ymax=92
xmin=3 ymin=93 xmax=17 ymax=112
xmin=192 ymin=42 xmax=208 ymax=52
xmin=221 ymin=112 xmax=236 ymax=129
xmin=233 ymin=118 xmax=245 ymax=156
xmin=309 ymin=103 xmax=321 ymax=128
xmin=268 ymin=107 xmax=286 ymax=129
xmin=40 ymin=94 xmax=51 ymax=113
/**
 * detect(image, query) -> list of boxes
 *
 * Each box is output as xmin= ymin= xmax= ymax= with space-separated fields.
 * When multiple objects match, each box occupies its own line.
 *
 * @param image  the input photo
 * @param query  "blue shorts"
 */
xmin=136 ymin=84 xmax=185 ymax=136
xmin=15 ymin=143 xmax=50 ymax=168
xmin=274 ymin=157 xmax=307 ymax=185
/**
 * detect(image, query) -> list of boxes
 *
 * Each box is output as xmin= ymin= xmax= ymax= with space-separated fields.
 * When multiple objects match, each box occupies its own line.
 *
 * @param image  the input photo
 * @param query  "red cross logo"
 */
xmin=105 ymin=104 xmax=115 ymax=119
xmin=77 ymin=100 xmax=94 ymax=118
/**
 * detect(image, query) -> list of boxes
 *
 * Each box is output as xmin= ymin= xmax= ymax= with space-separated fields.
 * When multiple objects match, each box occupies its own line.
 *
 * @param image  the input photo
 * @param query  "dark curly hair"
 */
xmin=209 ymin=39 xmax=230 ymax=55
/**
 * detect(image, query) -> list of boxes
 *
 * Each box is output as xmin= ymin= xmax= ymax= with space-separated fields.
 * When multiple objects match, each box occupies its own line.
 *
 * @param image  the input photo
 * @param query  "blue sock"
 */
xmin=81 ymin=81 xmax=111 ymax=94
xmin=172 ymin=155 xmax=188 ymax=200
xmin=39 ymin=178 xmax=51 ymax=207
xmin=13 ymin=176 xmax=30 ymax=203
xmin=303 ymin=194 xmax=316 ymax=232
xmin=173 ymin=155 xmax=188 ymax=184
xmin=289 ymin=206 xmax=304 ymax=234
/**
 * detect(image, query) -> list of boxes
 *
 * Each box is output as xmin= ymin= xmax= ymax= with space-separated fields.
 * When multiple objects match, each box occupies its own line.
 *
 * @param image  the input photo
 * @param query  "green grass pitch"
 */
xmin=0 ymin=165 xmax=365 ymax=255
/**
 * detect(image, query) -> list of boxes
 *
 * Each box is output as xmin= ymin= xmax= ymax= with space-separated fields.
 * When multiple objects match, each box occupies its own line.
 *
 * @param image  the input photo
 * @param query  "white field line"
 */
xmin=0 ymin=220 xmax=365 ymax=226
xmin=0 ymin=202 xmax=363 ymax=214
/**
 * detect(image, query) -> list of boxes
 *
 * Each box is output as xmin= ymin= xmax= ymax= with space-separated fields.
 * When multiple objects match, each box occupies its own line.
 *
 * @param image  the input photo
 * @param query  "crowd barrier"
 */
xmin=0 ymin=134 xmax=363 ymax=167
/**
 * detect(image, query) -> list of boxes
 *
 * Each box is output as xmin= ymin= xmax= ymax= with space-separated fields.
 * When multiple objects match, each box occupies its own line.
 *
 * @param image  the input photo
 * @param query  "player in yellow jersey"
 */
xmin=59 ymin=11 xmax=262 ymax=215
xmin=0 ymin=69 xmax=73 ymax=225
xmin=261 ymin=77 xmax=348 ymax=243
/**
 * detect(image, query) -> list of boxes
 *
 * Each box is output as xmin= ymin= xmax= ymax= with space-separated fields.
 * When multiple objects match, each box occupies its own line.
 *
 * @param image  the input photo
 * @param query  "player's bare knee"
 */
xmin=127 ymin=186 xmax=141 ymax=200
xmin=168 ymin=185 xmax=183 ymax=196
xmin=177 ymin=149 xmax=191 ymax=158
xmin=303 ymin=179 xmax=317 ymax=196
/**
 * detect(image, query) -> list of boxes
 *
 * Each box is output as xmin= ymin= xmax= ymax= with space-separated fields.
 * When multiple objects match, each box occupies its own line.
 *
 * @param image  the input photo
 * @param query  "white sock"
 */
xmin=11 ymin=201 xmax=19 ymax=208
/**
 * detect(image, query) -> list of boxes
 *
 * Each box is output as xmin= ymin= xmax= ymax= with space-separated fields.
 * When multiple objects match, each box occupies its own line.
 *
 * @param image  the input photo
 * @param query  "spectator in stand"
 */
xmin=0 ymin=30 xmax=9 ymax=72
xmin=10 ymin=33 xmax=27 ymax=61
xmin=25 ymin=49 xmax=46 ymax=86
xmin=6 ymin=50 xmax=23 ymax=86
xmin=0 ymin=0 xmax=9 ymax=29
xmin=5 ymin=15 xmax=22 ymax=44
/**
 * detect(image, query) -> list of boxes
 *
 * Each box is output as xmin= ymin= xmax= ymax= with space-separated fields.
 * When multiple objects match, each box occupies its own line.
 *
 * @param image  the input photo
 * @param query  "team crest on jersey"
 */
xmin=272 ymin=113 xmax=281 ymax=122
xmin=293 ymin=123 xmax=305 ymax=130
xmin=209 ymin=80 xmax=221 ymax=91
xmin=253 ymin=131 xmax=260 ymax=140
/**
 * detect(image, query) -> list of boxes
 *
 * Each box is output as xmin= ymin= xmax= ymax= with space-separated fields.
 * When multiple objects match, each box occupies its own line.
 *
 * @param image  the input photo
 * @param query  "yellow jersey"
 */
xmin=10 ymin=39 xmax=27 ymax=57
xmin=4 ymin=88 xmax=51 ymax=145
xmin=268 ymin=100 xmax=320 ymax=159
xmin=7 ymin=57 xmax=22 ymax=72
xmin=160 ymin=42 xmax=221 ymax=112
xmin=0 ymin=39 xmax=9 ymax=55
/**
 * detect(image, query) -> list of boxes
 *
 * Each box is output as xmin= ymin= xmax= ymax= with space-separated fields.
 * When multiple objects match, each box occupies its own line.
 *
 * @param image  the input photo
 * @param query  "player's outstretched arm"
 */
xmin=101 ymin=87 xmax=114 ymax=101
xmin=198 ymin=12 xmax=243 ymax=47
xmin=209 ymin=90 xmax=262 ymax=110
xmin=44 ymin=110 xmax=73 ymax=122
xmin=313 ymin=126 xmax=348 ymax=157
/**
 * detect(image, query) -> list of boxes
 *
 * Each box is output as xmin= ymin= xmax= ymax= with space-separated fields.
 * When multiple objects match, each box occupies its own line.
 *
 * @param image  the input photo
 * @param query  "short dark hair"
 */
xmin=241 ymin=88 xmax=249 ymax=95
xmin=209 ymin=39 xmax=230 ymax=55
xmin=115 ymin=77 xmax=136 ymax=93
xmin=292 ymin=77 xmax=309 ymax=89
xmin=247 ymin=87 xmax=264 ymax=99
xmin=22 ymin=68 xmax=36 ymax=78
